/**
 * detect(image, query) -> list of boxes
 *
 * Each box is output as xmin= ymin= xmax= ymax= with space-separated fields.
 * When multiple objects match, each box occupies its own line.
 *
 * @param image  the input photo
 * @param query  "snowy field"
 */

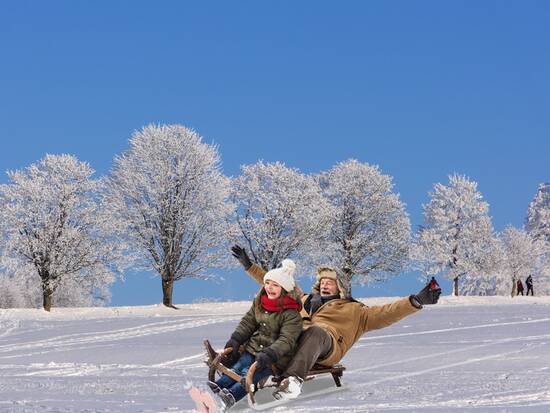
xmin=1 ymin=296 xmax=550 ymax=413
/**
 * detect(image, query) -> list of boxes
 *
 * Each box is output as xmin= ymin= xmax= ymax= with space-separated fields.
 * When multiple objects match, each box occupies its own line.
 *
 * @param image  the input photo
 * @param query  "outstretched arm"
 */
xmin=361 ymin=282 xmax=441 ymax=333
xmin=361 ymin=297 xmax=420 ymax=332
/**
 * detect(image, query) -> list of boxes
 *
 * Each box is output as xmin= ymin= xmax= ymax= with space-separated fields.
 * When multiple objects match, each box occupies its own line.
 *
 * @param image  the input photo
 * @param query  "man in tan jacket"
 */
xmin=231 ymin=245 xmax=441 ymax=400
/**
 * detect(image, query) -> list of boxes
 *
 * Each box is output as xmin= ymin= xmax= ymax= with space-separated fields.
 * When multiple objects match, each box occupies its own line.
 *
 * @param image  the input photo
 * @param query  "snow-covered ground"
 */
xmin=1 ymin=296 xmax=550 ymax=412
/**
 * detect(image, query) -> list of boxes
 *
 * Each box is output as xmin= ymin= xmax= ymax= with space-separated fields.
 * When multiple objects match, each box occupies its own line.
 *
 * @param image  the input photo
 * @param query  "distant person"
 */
xmin=516 ymin=279 xmax=524 ymax=296
xmin=526 ymin=275 xmax=534 ymax=296
xmin=429 ymin=277 xmax=440 ymax=291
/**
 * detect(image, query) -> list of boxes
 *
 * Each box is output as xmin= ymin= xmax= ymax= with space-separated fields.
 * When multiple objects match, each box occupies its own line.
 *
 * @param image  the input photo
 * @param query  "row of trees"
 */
xmin=1 ymin=124 xmax=549 ymax=310
xmin=413 ymin=176 xmax=549 ymax=296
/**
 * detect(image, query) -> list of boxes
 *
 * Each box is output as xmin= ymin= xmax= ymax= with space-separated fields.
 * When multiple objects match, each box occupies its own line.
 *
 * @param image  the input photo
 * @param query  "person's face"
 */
xmin=320 ymin=278 xmax=339 ymax=296
xmin=264 ymin=280 xmax=283 ymax=299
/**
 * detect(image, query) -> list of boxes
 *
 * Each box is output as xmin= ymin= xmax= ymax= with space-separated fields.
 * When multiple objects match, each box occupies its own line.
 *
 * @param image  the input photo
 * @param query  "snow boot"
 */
xmin=257 ymin=374 xmax=282 ymax=389
xmin=273 ymin=376 xmax=303 ymax=400
xmin=218 ymin=388 xmax=236 ymax=411
xmin=206 ymin=380 xmax=221 ymax=394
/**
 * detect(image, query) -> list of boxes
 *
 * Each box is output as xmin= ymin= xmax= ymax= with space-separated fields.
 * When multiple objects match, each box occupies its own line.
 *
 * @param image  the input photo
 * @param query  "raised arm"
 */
xmin=231 ymin=244 xmax=252 ymax=269
xmin=247 ymin=263 xmax=267 ymax=285
xmin=231 ymin=245 xmax=306 ymax=293
xmin=231 ymin=244 xmax=266 ymax=285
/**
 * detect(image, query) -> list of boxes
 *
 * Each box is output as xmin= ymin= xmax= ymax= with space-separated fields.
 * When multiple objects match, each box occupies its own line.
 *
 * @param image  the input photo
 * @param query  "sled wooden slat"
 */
xmin=309 ymin=364 xmax=345 ymax=387
xmin=204 ymin=339 xmax=218 ymax=362
xmin=204 ymin=339 xmax=243 ymax=383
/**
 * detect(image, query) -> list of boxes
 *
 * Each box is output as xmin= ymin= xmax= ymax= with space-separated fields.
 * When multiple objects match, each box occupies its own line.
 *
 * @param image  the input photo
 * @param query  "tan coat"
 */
xmin=247 ymin=264 xmax=419 ymax=366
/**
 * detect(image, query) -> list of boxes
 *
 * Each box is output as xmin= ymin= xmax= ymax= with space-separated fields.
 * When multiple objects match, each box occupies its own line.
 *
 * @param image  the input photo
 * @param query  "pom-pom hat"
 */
xmin=263 ymin=259 xmax=296 ymax=292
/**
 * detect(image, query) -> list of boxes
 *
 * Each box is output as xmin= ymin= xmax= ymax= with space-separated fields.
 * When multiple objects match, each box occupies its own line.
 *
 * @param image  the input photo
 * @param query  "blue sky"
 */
xmin=1 ymin=1 xmax=549 ymax=305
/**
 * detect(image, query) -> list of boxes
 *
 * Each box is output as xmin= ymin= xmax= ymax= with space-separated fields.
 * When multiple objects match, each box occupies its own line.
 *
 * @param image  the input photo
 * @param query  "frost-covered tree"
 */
xmin=458 ymin=236 xmax=503 ymax=296
xmin=312 ymin=160 xmax=411 ymax=297
xmin=55 ymin=273 xmax=113 ymax=307
xmin=104 ymin=124 xmax=233 ymax=308
xmin=496 ymin=226 xmax=547 ymax=296
xmin=0 ymin=257 xmax=41 ymax=308
xmin=525 ymin=183 xmax=550 ymax=295
xmin=0 ymin=273 xmax=25 ymax=308
xmin=533 ymin=257 xmax=550 ymax=295
xmin=0 ymin=155 xmax=120 ymax=311
xmin=231 ymin=161 xmax=330 ymax=272
xmin=413 ymin=174 xmax=496 ymax=296
xmin=526 ymin=183 xmax=550 ymax=243
xmin=0 ymin=256 xmax=106 ymax=308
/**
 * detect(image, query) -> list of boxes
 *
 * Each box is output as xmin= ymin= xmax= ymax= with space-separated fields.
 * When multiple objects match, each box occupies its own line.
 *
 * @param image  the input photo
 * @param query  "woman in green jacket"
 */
xmin=210 ymin=259 xmax=303 ymax=409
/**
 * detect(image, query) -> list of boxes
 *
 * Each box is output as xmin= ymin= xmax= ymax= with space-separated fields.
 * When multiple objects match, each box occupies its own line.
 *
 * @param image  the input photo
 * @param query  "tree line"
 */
xmin=0 ymin=124 xmax=548 ymax=310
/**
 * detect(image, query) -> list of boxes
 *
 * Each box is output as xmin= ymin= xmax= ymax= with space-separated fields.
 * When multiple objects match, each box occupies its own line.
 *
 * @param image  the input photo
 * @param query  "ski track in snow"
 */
xmin=350 ymin=331 xmax=550 ymax=375
xmin=0 ymin=320 xmax=20 ymax=339
xmin=284 ymin=389 xmax=550 ymax=413
xmin=1 ymin=300 xmax=550 ymax=412
xmin=356 ymin=316 xmax=550 ymax=342
xmin=0 ymin=316 xmax=239 ymax=359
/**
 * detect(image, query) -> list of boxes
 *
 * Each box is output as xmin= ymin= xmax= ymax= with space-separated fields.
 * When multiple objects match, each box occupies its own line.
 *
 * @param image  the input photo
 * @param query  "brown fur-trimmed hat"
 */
xmin=311 ymin=266 xmax=349 ymax=299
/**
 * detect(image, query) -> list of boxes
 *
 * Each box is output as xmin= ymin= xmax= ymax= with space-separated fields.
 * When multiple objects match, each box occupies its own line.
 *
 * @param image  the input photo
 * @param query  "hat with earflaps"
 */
xmin=311 ymin=266 xmax=350 ymax=299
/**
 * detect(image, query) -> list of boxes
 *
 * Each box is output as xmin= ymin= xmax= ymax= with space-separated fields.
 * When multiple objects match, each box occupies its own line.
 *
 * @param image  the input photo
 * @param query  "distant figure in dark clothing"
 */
xmin=429 ymin=277 xmax=440 ymax=291
xmin=526 ymin=275 xmax=534 ymax=296
xmin=516 ymin=279 xmax=524 ymax=296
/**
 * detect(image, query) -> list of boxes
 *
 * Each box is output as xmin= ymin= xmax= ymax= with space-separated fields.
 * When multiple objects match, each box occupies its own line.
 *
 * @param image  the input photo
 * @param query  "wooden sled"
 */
xmin=307 ymin=363 xmax=345 ymax=387
xmin=203 ymin=339 xmax=346 ymax=407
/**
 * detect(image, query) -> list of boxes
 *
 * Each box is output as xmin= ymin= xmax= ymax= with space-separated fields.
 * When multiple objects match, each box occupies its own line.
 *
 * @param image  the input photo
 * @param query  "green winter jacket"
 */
xmin=231 ymin=292 xmax=303 ymax=371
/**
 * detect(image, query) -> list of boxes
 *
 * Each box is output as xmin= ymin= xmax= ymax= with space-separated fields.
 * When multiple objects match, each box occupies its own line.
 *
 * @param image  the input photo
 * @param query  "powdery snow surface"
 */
xmin=1 ymin=296 xmax=550 ymax=413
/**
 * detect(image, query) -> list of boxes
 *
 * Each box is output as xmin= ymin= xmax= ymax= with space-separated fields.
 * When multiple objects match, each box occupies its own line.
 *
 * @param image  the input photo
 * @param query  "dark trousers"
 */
xmin=527 ymin=286 xmax=534 ymax=296
xmin=283 ymin=325 xmax=333 ymax=380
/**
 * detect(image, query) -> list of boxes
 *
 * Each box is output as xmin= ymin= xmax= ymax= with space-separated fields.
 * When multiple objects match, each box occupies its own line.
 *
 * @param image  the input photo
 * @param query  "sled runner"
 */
xmin=203 ymin=339 xmax=346 ymax=410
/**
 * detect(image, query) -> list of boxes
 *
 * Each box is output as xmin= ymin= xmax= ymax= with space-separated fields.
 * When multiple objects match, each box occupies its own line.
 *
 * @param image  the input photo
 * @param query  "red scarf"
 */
xmin=261 ymin=294 xmax=301 ymax=312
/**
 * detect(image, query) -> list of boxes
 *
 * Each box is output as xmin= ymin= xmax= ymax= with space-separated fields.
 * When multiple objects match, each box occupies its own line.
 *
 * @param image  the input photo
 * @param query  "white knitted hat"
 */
xmin=263 ymin=259 xmax=297 ymax=292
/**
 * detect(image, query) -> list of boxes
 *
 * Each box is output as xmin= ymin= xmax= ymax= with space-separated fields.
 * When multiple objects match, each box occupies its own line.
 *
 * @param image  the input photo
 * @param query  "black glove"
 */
xmin=255 ymin=349 xmax=276 ymax=371
xmin=224 ymin=337 xmax=241 ymax=363
xmin=231 ymin=244 xmax=252 ymax=270
xmin=410 ymin=283 xmax=442 ymax=308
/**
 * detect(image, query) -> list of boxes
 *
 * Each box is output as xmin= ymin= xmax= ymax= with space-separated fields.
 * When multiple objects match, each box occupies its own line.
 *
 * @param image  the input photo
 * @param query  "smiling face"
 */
xmin=264 ymin=279 xmax=283 ymax=299
xmin=319 ymin=278 xmax=339 ymax=296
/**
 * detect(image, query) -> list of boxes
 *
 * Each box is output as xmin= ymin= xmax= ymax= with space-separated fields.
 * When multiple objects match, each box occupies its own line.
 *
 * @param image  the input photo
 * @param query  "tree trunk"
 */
xmin=341 ymin=239 xmax=354 ymax=298
xmin=341 ymin=267 xmax=353 ymax=298
xmin=453 ymin=276 xmax=459 ymax=296
xmin=43 ymin=286 xmax=53 ymax=312
xmin=161 ymin=276 xmax=177 ymax=309
xmin=511 ymin=277 xmax=517 ymax=297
